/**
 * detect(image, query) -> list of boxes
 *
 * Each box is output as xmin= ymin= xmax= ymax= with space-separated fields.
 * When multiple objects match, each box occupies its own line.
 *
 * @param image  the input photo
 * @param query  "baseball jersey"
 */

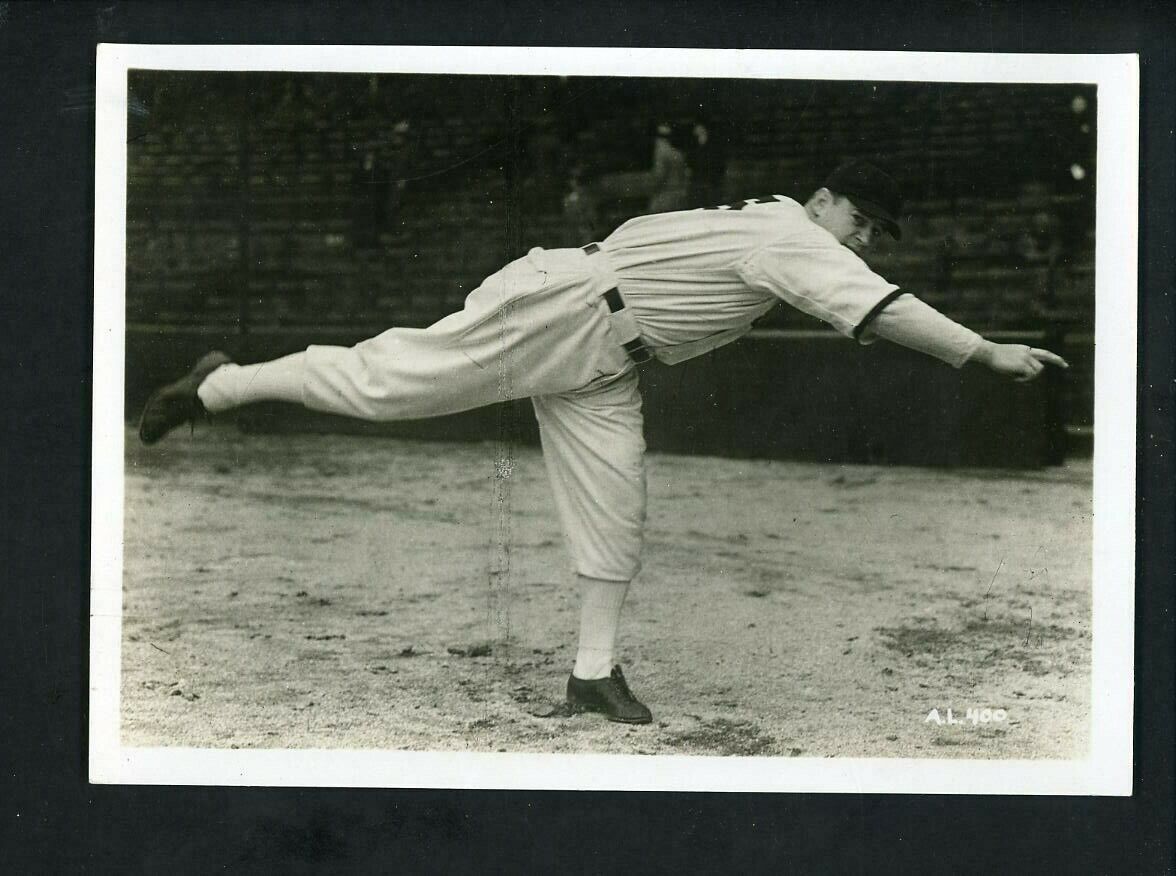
xmin=601 ymin=195 xmax=900 ymax=361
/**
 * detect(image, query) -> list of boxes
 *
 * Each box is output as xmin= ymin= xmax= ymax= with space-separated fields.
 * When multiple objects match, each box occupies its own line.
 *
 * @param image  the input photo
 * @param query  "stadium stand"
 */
xmin=126 ymin=73 xmax=1096 ymax=444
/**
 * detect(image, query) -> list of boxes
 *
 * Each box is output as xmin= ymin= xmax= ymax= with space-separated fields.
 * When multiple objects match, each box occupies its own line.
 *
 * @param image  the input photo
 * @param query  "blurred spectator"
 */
xmin=518 ymin=112 xmax=568 ymax=214
xmin=648 ymin=122 xmax=689 ymax=213
xmin=686 ymin=120 xmax=728 ymax=207
xmin=1017 ymin=207 xmax=1065 ymax=319
xmin=351 ymin=118 xmax=413 ymax=250
xmin=1016 ymin=209 xmax=1064 ymax=267
xmin=385 ymin=118 xmax=414 ymax=214
xmin=562 ymin=165 xmax=600 ymax=244
xmin=529 ymin=113 xmax=566 ymax=184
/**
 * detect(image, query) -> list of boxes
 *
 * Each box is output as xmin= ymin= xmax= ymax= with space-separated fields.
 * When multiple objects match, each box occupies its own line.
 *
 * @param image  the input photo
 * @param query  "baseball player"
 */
xmin=138 ymin=160 xmax=1069 ymax=724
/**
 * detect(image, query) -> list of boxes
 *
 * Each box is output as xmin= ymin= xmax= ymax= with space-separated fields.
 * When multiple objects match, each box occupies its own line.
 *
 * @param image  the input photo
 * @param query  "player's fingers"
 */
xmin=1028 ymin=348 xmax=1070 ymax=369
xmin=1013 ymin=357 xmax=1044 ymax=382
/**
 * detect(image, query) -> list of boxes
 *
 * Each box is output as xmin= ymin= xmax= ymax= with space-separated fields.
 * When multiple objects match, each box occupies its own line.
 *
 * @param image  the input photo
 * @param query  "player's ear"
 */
xmin=806 ymin=187 xmax=833 ymax=217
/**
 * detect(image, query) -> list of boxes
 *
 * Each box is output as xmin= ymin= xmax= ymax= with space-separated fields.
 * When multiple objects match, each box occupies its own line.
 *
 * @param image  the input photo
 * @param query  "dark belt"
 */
xmin=581 ymin=244 xmax=653 ymax=364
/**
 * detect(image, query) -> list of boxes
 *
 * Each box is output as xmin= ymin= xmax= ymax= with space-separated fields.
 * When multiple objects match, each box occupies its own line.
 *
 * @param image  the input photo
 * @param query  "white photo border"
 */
xmin=91 ymin=44 xmax=1139 ymax=794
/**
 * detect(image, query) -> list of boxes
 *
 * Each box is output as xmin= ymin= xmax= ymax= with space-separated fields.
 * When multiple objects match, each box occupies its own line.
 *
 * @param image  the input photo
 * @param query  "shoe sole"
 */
xmin=565 ymin=700 xmax=653 ymax=725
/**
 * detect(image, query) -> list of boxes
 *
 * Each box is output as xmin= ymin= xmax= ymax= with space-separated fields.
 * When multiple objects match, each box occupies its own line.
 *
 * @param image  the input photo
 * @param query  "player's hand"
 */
xmin=975 ymin=341 xmax=1069 ymax=382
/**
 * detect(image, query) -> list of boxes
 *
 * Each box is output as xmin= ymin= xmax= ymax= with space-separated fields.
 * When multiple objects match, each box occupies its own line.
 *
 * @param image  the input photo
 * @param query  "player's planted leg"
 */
xmin=564 ymin=576 xmax=652 ymax=725
xmin=571 ymin=575 xmax=629 ymax=680
xmin=532 ymin=371 xmax=652 ymax=724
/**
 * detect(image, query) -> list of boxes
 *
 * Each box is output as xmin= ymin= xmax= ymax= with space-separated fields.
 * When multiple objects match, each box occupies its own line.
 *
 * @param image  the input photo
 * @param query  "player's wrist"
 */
xmin=970 ymin=339 xmax=997 ymax=368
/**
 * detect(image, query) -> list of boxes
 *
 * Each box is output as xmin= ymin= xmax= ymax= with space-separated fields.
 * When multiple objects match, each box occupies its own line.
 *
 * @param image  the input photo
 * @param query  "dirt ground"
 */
xmin=119 ymin=424 xmax=1092 ymax=759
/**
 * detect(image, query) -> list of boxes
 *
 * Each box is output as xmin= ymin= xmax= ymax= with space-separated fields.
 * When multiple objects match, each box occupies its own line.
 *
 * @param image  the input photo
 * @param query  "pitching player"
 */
xmin=138 ymin=160 xmax=1069 ymax=724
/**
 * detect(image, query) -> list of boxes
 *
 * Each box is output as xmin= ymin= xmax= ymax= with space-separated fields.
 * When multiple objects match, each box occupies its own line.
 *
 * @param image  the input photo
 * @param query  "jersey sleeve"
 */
xmin=865 ymin=292 xmax=985 ymax=367
xmin=735 ymin=237 xmax=901 ymax=340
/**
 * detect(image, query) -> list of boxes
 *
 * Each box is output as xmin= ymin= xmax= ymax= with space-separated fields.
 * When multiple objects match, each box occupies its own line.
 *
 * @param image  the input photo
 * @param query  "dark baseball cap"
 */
xmin=823 ymin=160 xmax=903 ymax=240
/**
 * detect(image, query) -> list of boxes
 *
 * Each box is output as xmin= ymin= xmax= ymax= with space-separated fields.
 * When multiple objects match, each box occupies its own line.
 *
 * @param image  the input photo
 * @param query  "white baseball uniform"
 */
xmin=201 ymin=195 xmax=983 ymax=582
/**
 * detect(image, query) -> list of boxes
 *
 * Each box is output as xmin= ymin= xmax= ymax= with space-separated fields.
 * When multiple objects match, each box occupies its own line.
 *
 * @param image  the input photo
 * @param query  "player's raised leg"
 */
xmin=138 ymin=288 xmax=520 ymax=444
xmin=139 ymin=315 xmax=521 ymax=444
xmin=137 ymin=247 xmax=622 ymax=444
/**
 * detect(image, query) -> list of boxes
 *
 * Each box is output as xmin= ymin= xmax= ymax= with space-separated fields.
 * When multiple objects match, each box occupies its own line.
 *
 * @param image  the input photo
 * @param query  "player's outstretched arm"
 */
xmin=970 ymin=340 xmax=1070 ymax=382
xmin=863 ymin=292 xmax=1070 ymax=380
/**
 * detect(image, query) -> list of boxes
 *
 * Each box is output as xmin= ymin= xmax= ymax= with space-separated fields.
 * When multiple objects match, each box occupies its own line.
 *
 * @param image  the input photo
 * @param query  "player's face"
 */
xmin=816 ymin=194 xmax=883 ymax=255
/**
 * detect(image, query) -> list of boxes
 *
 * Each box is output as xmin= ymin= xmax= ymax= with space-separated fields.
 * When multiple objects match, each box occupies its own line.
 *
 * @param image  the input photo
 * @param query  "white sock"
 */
xmin=197 ymin=351 xmax=307 ymax=414
xmin=572 ymin=575 xmax=630 ymax=680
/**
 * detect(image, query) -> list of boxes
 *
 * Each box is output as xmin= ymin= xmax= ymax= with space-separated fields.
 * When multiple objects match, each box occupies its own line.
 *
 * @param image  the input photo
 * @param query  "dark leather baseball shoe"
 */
xmin=138 ymin=351 xmax=233 ymax=445
xmin=566 ymin=665 xmax=652 ymax=724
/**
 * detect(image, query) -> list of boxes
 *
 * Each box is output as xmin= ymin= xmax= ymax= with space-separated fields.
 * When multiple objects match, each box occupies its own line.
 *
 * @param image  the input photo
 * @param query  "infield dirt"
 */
xmin=119 ymin=424 xmax=1093 ymax=759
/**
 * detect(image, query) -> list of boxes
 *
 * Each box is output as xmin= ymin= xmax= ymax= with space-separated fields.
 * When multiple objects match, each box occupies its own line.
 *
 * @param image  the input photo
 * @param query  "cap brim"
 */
xmin=877 ymin=216 xmax=902 ymax=241
xmin=845 ymin=196 xmax=902 ymax=241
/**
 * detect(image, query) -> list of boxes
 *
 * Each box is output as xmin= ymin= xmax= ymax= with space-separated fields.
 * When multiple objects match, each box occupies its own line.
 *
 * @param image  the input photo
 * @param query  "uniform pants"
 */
xmin=300 ymin=247 xmax=647 ymax=581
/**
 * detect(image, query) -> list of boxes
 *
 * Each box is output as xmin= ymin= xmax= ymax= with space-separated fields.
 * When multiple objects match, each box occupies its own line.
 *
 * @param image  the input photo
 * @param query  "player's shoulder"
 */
xmin=702 ymin=194 xmax=800 ymax=213
xmin=705 ymin=195 xmax=822 ymax=234
xmin=712 ymin=195 xmax=839 ymax=242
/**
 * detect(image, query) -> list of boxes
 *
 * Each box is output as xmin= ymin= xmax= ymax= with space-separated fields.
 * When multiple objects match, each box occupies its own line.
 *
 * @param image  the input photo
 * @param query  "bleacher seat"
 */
xmin=126 ymin=74 xmax=1095 ymax=360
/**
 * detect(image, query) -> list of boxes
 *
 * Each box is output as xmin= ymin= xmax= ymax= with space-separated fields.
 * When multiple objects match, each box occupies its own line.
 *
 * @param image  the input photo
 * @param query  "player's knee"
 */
xmin=578 ymin=559 xmax=641 ymax=582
